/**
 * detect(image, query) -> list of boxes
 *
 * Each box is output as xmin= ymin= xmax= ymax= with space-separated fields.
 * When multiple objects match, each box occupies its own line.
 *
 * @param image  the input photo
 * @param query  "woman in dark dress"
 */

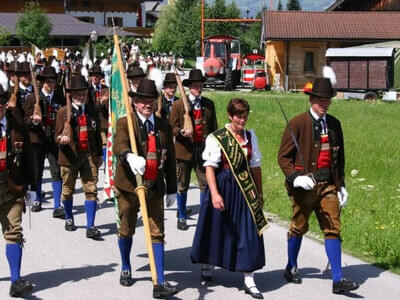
xmin=191 ymin=98 xmax=268 ymax=299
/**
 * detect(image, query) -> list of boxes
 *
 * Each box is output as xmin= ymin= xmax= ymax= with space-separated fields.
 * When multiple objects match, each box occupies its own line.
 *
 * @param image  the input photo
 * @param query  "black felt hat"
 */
xmin=128 ymin=79 xmax=158 ymax=99
xmin=16 ymin=62 xmax=31 ymax=74
xmin=182 ymin=69 xmax=206 ymax=87
xmin=304 ymin=77 xmax=336 ymax=98
xmin=66 ymin=75 xmax=88 ymax=92
xmin=163 ymin=72 xmax=177 ymax=87
xmin=127 ymin=66 xmax=145 ymax=79
xmin=88 ymin=65 xmax=103 ymax=76
xmin=37 ymin=66 xmax=57 ymax=81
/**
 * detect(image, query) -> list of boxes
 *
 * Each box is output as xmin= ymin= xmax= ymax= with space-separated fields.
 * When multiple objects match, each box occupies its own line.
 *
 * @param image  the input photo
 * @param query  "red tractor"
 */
xmin=196 ymin=34 xmax=241 ymax=90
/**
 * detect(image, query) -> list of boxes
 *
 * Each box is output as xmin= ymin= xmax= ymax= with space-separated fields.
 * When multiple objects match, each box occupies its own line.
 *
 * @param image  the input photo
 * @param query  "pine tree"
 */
xmin=277 ymin=0 xmax=283 ymax=10
xmin=286 ymin=0 xmax=302 ymax=11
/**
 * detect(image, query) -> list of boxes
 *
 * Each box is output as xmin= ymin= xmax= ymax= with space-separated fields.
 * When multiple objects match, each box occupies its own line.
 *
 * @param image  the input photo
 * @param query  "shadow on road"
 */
xmin=10 ymin=263 xmax=119 ymax=298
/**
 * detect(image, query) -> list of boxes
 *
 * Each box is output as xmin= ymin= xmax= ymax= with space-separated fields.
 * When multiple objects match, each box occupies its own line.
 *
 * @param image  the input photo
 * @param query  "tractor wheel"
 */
xmin=232 ymin=70 xmax=241 ymax=89
xmin=224 ymin=68 xmax=233 ymax=91
xmin=364 ymin=91 xmax=378 ymax=100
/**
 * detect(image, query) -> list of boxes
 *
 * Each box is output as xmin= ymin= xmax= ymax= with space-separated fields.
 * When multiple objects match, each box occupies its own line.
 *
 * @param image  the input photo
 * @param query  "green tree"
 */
xmin=204 ymin=0 xmax=241 ymax=38
xmin=16 ymin=1 xmax=52 ymax=48
xmin=287 ymin=0 xmax=302 ymax=10
xmin=239 ymin=9 xmax=263 ymax=55
xmin=0 ymin=27 xmax=11 ymax=46
xmin=278 ymin=0 xmax=283 ymax=10
xmin=153 ymin=0 xmax=200 ymax=57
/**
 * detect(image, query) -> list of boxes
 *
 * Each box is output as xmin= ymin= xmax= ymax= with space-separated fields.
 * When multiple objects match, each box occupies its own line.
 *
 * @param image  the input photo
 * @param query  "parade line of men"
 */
xmin=0 ymin=54 xmax=359 ymax=299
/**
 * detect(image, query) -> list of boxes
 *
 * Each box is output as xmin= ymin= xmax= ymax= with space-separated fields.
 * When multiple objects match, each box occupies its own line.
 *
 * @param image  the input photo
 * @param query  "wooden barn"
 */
xmin=262 ymin=11 xmax=400 ymax=91
xmin=327 ymin=0 xmax=400 ymax=11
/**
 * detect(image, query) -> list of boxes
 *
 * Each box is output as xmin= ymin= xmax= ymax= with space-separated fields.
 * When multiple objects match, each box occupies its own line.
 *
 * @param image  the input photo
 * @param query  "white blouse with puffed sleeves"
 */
xmin=202 ymin=127 xmax=262 ymax=168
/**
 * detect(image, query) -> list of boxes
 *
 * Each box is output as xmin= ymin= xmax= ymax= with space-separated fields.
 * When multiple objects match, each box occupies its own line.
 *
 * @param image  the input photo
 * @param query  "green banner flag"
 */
xmin=103 ymin=43 xmax=126 ymax=207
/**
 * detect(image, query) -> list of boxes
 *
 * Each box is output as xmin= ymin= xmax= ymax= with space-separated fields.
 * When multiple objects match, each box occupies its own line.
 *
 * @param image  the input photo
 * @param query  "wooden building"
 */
xmin=262 ymin=11 xmax=400 ymax=91
xmin=327 ymin=0 xmax=400 ymax=11
xmin=0 ymin=0 xmax=154 ymax=36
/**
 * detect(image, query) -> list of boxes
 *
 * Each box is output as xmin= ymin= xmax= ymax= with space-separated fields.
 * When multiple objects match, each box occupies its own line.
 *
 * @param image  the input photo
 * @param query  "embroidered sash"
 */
xmin=212 ymin=127 xmax=268 ymax=236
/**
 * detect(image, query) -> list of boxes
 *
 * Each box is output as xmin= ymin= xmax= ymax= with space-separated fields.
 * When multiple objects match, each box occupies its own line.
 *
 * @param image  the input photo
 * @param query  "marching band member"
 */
xmin=55 ymin=75 xmax=103 ymax=239
xmin=113 ymin=79 xmax=178 ymax=298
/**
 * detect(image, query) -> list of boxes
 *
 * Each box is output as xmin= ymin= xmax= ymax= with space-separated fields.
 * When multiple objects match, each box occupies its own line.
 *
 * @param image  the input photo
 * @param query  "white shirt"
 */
xmin=309 ymin=108 xmax=328 ymax=134
xmin=202 ymin=124 xmax=262 ymax=168
xmin=188 ymin=93 xmax=201 ymax=109
xmin=72 ymin=103 xmax=86 ymax=113
xmin=136 ymin=112 xmax=155 ymax=127
xmin=19 ymin=82 xmax=33 ymax=93
xmin=41 ymin=88 xmax=54 ymax=100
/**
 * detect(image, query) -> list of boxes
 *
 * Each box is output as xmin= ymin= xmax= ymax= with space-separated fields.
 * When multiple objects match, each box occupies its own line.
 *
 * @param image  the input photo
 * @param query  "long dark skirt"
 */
xmin=191 ymin=168 xmax=265 ymax=272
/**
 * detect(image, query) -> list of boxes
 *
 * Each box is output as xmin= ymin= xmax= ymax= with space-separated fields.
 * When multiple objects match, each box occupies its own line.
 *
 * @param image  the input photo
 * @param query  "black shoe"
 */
xmin=53 ymin=207 xmax=65 ymax=219
xmin=284 ymin=266 xmax=302 ymax=284
xmin=31 ymin=201 xmax=42 ymax=212
xmin=153 ymin=281 xmax=179 ymax=299
xmin=65 ymin=219 xmax=76 ymax=231
xmin=177 ymin=218 xmax=189 ymax=231
xmin=119 ymin=270 xmax=134 ymax=287
xmin=201 ymin=265 xmax=213 ymax=282
xmin=244 ymin=284 xmax=263 ymax=299
xmin=332 ymin=277 xmax=359 ymax=294
xmin=9 ymin=278 xmax=33 ymax=297
xmin=86 ymin=227 xmax=101 ymax=239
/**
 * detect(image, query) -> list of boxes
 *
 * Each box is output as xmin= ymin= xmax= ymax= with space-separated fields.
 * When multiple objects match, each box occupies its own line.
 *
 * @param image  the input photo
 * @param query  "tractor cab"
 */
xmin=196 ymin=35 xmax=241 ymax=90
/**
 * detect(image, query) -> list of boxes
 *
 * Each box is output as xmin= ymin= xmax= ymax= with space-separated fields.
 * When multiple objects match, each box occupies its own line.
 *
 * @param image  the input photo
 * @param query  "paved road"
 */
xmin=0 ymin=165 xmax=399 ymax=300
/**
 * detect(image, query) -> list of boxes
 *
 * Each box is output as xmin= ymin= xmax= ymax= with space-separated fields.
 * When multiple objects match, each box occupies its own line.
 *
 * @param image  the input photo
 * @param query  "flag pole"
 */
xmin=113 ymin=34 xmax=158 ymax=285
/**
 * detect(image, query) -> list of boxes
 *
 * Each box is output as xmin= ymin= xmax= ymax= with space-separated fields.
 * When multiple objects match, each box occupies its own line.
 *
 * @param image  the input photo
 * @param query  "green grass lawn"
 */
xmin=202 ymin=90 xmax=400 ymax=274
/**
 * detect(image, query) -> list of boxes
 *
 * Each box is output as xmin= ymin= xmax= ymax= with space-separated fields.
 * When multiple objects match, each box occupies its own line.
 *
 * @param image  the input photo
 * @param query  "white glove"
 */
xmin=126 ymin=153 xmax=146 ymax=176
xmin=25 ymin=191 xmax=37 ymax=207
xmin=293 ymin=175 xmax=315 ymax=190
xmin=338 ymin=186 xmax=348 ymax=207
xmin=165 ymin=193 xmax=176 ymax=208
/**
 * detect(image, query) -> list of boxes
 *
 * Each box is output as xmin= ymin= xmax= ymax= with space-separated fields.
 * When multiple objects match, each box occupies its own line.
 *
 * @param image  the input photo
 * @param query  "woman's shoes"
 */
xmin=244 ymin=284 xmax=263 ymax=299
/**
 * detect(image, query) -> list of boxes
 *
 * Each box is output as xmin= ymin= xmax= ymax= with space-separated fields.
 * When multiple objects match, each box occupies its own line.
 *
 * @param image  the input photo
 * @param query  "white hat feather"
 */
xmin=323 ymin=66 xmax=337 ymax=87
xmin=148 ymin=67 xmax=163 ymax=93
xmin=0 ymin=69 xmax=9 ymax=92
xmin=6 ymin=52 xmax=14 ymax=64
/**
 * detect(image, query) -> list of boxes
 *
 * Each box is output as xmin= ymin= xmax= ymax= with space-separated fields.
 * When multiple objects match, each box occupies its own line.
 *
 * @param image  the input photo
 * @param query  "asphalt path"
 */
xmin=0 ymin=164 xmax=399 ymax=300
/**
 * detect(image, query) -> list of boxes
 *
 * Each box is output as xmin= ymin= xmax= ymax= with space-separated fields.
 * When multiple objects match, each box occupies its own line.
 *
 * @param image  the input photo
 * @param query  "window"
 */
xmin=304 ymin=52 xmax=315 ymax=72
xmin=107 ymin=17 xmax=123 ymax=27
xmin=77 ymin=16 xmax=94 ymax=24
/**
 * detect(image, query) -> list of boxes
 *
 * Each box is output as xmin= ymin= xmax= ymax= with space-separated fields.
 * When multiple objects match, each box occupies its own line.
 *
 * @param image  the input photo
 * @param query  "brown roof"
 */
xmin=0 ymin=13 xmax=140 ymax=37
xmin=263 ymin=11 xmax=400 ymax=41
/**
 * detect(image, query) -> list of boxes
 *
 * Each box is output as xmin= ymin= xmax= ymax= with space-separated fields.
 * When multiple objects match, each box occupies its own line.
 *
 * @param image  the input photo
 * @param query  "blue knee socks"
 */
xmin=85 ymin=200 xmax=97 ymax=228
xmin=118 ymin=237 xmax=133 ymax=271
xmin=6 ymin=243 xmax=22 ymax=283
xmin=177 ymin=193 xmax=187 ymax=219
xmin=325 ymin=238 xmax=342 ymax=282
xmin=287 ymin=236 xmax=302 ymax=269
xmin=102 ymin=147 xmax=107 ymax=167
xmin=63 ymin=199 xmax=73 ymax=220
xmin=36 ymin=180 xmax=42 ymax=203
xmin=153 ymin=242 xmax=165 ymax=285
xmin=52 ymin=181 xmax=62 ymax=210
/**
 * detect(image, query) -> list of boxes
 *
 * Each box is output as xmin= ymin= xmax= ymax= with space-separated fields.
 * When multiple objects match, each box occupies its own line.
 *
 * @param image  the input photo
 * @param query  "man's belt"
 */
xmin=314 ymin=168 xmax=332 ymax=182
